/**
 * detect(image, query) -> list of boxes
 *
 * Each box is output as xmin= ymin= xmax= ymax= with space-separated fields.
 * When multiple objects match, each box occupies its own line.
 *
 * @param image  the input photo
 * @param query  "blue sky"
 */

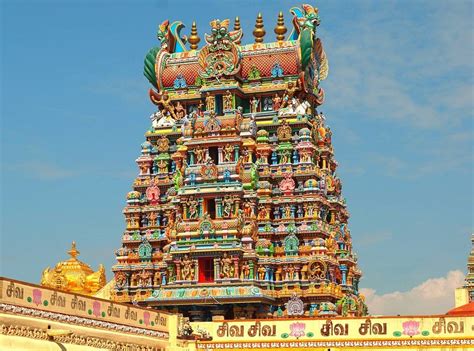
xmin=1 ymin=0 xmax=472 ymax=313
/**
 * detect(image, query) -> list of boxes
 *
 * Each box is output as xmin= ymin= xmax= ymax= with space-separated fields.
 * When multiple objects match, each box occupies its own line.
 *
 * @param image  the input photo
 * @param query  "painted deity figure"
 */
xmin=194 ymin=146 xmax=207 ymax=164
xmin=258 ymin=205 xmax=268 ymax=220
xmin=220 ymin=253 xmax=235 ymax=279
xmin=281 ymin=81 xmax=301 ymax=108
xmin=258 ymin=266 xmax=266 ymax=280
xmin=250 ymin=96 xmax=260 ymax=114
xmin=175 ymin=101 xmax=186 ymax=120
xmin=223 ymin=144 xmax=233 ymax=162
xmin=272 ymin=93 xmax=282 ymax=110
xmin=205 ymin=92 xmax=215 ymax=112
xmin=156 ymin=91 xmax=177 ymax=120
xmin=181 ymin=254 xmax=195 ymax=281
xmin=137 ymin=269 xmax=152 ymax=287
xmin=187 ymin=197 xmax=199 ymax=219
xmin=222 ymin=195 xmax=233 ymax=218
xmin=241 ymin=261 xmax=251 ymax=279
xmin=223 ymin=90 xmax=233 ymax=110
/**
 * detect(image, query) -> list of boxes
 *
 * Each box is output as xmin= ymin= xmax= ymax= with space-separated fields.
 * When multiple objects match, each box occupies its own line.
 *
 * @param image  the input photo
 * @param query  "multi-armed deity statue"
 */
xmin=112 ymin=3 xmax=367 ymax=321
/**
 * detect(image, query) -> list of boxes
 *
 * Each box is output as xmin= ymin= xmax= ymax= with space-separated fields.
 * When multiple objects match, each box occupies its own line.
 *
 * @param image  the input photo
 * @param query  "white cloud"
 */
xmin=7 ymin=161 xmax=76 ymax=180
xmin=361 ymin=270 xmax=465 ymax=315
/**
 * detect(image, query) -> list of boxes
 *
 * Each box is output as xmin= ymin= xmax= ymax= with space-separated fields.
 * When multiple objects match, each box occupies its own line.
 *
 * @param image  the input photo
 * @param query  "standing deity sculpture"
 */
xmin=281 ymin=80 xmax=301 ymax=108
xmin=181 ymin=254 xmax=195 ymax=281
xmin=272 ymin=93 xmax=282 ymax=111
xmin=220 ymin=253 xmax=235 ymax=278
xmin=241 ymin=261 xmax=251 ymax=279
xmin=223 ymin=144 xmax=233 ymax=162
xmin=187 ymin=197 xmax=199 ymax=219
xmin=223 ymin=90 xmax=233 ymax=110
xmin=250 ymin=96 xmax=260 ymax=114
xmin=194 ymin=146 xmax=207 ymax=164
xmin=222 ymin=195 xmax=234 ymax=218
xmin=205 ymin=92 xmax=215 ymax=112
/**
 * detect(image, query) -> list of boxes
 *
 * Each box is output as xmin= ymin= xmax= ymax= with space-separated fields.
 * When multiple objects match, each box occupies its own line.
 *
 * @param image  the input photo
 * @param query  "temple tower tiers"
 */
xmin=465 ymin=234 xmax=474 ymax=302
xmin=112 ymin=4 xmax=367 ymax=321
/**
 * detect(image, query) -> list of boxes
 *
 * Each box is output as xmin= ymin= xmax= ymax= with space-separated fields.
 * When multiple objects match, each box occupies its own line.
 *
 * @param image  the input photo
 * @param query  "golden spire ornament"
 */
xmin=274 ymin=11 xmax=287 ymax=42
xmin=234 ymin=16 xmax=242 ymax=44
xmin=253 ymin=12 xmax=266 ymax=43
xmin=188 ymin=21 xmax=200 ymax=50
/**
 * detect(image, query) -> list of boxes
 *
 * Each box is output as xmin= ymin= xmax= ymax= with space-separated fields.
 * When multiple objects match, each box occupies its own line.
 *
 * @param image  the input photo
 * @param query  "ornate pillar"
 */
xmin=198 ymin=198 xmax=203 ymax=217
xmin=216 ymin=198 xmax=222 ymax=218
xmin=249 ymin=261 xmax=254 ymax=280
xmin=175 ymin=261 xmax=181 ymax=281
xmin=214 ymin=258 xmax=220 ymax=280
xmin=340 ymin=265 xmax=348 ymax=285
xmin=233 ymin=257 xmax=239 ymax=278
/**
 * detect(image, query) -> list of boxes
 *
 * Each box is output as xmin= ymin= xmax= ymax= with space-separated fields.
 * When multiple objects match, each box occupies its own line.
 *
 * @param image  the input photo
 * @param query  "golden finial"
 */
xmin=253 ymin=12 xmax=266 ymax=43
xmin=274 ymin=11 xmax=287 ymax=42
xmin=68 ymin=241 xmax=79 ymax=259
xmin=188 ymin=21 xmax=200 ymax=50
xmin=234 ymin=16 xmax=241 ymax=44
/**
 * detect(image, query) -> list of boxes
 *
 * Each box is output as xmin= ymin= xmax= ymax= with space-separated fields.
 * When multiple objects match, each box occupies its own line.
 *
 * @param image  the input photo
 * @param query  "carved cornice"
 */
xmin=0 ymin=303 xmax=168 ymax=339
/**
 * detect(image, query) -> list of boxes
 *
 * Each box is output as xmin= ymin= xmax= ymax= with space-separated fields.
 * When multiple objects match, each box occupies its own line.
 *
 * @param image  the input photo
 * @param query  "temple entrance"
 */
xmin=198 ymin=257 xmax=214 ymax=283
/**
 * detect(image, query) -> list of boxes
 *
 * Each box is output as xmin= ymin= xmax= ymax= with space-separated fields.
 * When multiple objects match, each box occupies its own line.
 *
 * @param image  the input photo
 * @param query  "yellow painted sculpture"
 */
xmin=41 ymin=242 xmax=106 ymax=295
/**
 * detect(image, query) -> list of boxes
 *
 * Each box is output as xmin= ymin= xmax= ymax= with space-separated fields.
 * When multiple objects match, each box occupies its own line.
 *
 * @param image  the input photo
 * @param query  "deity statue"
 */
xmin=154 ymin=91 xmax=178 ymax=120
xmin=223 ymin=144 xmax=234 ymax=162
xmin=277 ymin=119 xmax=292 ymax=141
xmin=181 ymin=254 xmax=195 ymax=281
xmin=137 ymin=269 xmax=152 ymax=287
xmin=220 ymin=253 xmax=235 ymax=279
xmin=205 ymin=92 xmax=215 ymax=112
xmin=258 ymin=265 xmax=266 ymax=280
xmin=243 ymin=201 xmax=254 ymax=218
xmin=250 ymin=96 xmax=260 ymax=114
xmin=241 ymin=261 xmax=251 ymax=279
xmin=175 ymin=101 xmax=186 ymax=120
xmin=281 ymin=80 xmax=301 ymax=108
xmin=257 ymin=205 xmax=268 ymax=220
xmin=272 ymin=93 xmax=282 ymax=110
xmin=222 ymin=195 xmax=233 ymax=218
xmin=284 ymin=204 xmax=292 ymax=219
xmin=194 ymin=146 xmax=207 ymax=164
xmin=187 ymin=197 xmax=199 ymax=219
xmin=223 ymin=90 xmax=233 ymax=110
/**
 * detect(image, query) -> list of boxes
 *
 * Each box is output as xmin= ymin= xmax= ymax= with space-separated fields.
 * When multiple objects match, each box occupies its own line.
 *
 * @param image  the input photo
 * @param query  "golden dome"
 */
xmin=41 ymin=242 xmax=106 ymax=295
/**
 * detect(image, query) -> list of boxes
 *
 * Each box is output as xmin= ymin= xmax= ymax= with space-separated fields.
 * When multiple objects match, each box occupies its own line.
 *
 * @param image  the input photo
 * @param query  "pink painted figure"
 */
xmin=93 ymin=301 xmax=101 ymax=317
xmin=289 ymin=322 xmax=306 ymax=339
xmin=32 ymin=289 xmax=42 ymax=306
xmin=402 ymin=320 xmax=420 ymax=337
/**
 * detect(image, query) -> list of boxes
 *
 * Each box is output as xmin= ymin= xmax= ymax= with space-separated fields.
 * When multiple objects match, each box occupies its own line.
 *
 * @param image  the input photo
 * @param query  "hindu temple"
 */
xmin=111 ymin=3 xmax=367 ymax=321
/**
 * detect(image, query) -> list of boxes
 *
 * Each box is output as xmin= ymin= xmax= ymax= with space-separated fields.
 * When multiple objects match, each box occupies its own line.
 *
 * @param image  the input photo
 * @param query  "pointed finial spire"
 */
xmin=274 ymin=11 xmax=287 ymax=42
xmin=234 ymin=16 xmax=242 ymax=44
xmin=188 ymin=21 xmax=200 ymax=50
xmin=68 ymin=241 xmax=79 ymax=259
xmin=253 ymin=12 xmax=266 ymax=43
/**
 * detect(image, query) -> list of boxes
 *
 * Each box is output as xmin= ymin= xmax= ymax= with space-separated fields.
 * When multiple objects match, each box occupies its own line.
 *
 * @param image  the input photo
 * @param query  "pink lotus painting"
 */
xmin=289 ymin=322 xmax=306 ymax=339
xmin=402 ymin=320 xmax=420 ymax=337
xmin=92 ymin=301 xmax=101 ymax=317
xmin=32 ymin=289 xmax=42 ymax=306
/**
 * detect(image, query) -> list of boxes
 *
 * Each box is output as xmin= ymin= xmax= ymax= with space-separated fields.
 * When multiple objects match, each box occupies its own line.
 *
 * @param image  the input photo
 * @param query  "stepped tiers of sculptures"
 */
xmin=112 ymin=4 xmax=367 ymax=321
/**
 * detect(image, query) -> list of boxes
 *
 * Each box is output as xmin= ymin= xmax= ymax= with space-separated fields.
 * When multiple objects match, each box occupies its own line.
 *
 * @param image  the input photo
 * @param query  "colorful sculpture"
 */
xmin=113 ymin=3 xmax=366 ymax=321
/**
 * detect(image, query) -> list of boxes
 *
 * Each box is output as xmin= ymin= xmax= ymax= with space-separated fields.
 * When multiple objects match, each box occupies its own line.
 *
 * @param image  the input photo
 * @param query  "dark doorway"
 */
xmin=215 ymin=95 xmax=223 ymax=115
xmin=206 ymin=198 xmax=216 ymax=219
xmin=198 ymin=257 xmax=214 ymax=283
xmin=209 ymin=146 xmax=219 ymax=164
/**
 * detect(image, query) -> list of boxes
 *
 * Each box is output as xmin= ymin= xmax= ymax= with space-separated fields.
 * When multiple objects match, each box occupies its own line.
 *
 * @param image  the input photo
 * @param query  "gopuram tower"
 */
xmin=112 ymin=4 xmax=367 ymax=321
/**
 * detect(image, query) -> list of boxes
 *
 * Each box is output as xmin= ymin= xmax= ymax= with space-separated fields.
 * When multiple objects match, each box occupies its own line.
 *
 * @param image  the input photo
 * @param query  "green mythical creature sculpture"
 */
xmin=144 ymin=19 xmax=188 ymax=89
xmin=173 ymin=167 xmax=183 ymax=191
